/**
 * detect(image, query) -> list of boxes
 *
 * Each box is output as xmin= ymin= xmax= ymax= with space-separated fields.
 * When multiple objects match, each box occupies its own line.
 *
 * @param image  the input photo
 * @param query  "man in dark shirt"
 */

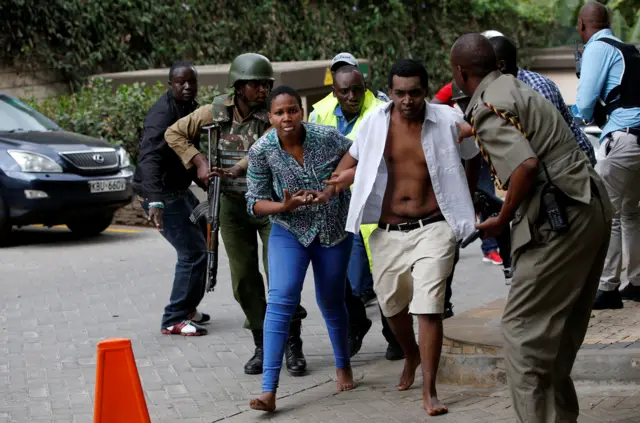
xmin=133 ymin=61 xmax=210 ymax=336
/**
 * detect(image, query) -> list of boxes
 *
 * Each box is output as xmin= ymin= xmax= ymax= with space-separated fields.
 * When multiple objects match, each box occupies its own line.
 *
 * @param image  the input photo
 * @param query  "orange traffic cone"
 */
xmin=93 ymin=338 xmax=151 ymax=423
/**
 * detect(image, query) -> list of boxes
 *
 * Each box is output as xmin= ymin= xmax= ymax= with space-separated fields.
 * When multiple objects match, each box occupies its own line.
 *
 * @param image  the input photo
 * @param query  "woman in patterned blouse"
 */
xmin=246 ymin=85 xmax=355 ymax=412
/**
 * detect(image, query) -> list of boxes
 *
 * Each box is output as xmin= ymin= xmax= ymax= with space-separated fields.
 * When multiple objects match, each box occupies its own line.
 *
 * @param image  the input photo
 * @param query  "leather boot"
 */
xmin=285 ymin=320 xmax=306 ymax=376
xmin=244 ymin=329 xmax=263 ymax=375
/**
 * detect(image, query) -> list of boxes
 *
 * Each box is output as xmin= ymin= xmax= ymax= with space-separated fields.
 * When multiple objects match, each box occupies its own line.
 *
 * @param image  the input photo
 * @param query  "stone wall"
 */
xmin=0 ymin=63 xmax=68 ymax=100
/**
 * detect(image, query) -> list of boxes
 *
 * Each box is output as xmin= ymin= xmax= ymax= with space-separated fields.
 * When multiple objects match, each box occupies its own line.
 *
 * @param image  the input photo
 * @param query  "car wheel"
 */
xmin=66 ymin=212 xmax=114 ymax=237
xmin=0 ymin=194 xmax=11 ymax=246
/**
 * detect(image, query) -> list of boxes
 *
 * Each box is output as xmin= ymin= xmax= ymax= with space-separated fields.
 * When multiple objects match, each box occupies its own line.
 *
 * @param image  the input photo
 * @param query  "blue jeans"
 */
xmin=481 ymin=236 xmax=499 ymax=255
xmin=347 ymin=232 xmax=374 ymax=297
xmin=141 ymin=190 xmax=207 ymax=328
xmin=262 ymin=223 xmax=352 ymax=392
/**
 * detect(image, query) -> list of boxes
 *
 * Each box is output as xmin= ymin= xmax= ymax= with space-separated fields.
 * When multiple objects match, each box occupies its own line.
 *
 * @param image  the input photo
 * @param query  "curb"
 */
xmin=437 ymin=347 xmax=640 ymax=387
xmin=440 ymin=298 xmax=640 ymax=386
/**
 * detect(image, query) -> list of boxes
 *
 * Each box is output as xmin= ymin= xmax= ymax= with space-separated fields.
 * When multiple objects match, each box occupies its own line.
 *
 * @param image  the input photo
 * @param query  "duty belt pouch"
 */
xmin=540 ymin=162 xmax=570 ymax=233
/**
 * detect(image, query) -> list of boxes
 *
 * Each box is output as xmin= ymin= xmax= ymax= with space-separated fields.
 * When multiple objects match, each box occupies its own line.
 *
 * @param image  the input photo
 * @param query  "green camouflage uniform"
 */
xmin=165 ymin=93 xmax=308 ymax=330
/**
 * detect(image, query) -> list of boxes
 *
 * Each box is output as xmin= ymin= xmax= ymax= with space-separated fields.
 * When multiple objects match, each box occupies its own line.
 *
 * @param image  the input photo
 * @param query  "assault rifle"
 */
xmin=460 ymin=189 xmax=505 ymax=249
xmin=189 ymin=124 xmax=221 ymax=293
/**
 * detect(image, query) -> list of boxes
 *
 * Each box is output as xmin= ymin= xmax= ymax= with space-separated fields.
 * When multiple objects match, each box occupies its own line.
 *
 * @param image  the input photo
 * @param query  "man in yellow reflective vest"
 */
xmin=310 ymin=55 xmax=403 ymax=360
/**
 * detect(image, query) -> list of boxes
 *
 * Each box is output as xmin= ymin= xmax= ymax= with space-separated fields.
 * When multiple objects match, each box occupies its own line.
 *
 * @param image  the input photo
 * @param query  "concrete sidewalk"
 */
xmin=440 ymin=298 xmax=640 ymax=386
xmin=1 ymin=225 xmax=637 ymax=422
xmin=222 ymin=362 xmax=640 ymax=423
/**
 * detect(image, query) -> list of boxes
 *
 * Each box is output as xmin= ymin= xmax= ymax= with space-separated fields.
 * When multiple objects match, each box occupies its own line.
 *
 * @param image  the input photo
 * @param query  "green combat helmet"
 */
xmin=228 ymin=53 xmax=275 ymax=87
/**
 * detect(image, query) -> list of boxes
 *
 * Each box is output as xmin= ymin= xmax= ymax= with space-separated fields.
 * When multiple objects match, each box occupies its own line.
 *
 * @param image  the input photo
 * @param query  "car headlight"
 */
xmin=117 ymin=147 xmax=131 ymax=168
xmin=7 ymin=150 xmax=63 ymax=173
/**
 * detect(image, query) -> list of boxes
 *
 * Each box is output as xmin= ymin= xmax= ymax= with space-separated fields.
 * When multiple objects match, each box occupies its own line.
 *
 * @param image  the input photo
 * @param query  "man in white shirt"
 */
xmin=327 ymin=59 xmax=480 ymax=416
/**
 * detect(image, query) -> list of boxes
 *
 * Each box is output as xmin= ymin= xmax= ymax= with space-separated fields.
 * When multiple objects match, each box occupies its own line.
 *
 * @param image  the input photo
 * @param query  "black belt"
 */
xmin=607 ymin=127 xmax=640 ymax=138
xmin=628 ymin=127 xmax=640 ymax=137
xmin=378 ymin=213 xmax=445 ymax=232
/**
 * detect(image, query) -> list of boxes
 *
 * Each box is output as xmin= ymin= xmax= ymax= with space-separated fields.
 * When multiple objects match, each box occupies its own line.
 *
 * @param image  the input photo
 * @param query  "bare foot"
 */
xmin=398 ymin=354 xmax=421 ymax=391
xmin=336 ymin=366 xmax=356 ymax=391
xmin=423 ymin=394 xmax=448 ymax=416
xmin=249 ymin=392 xmax=276 ymax=412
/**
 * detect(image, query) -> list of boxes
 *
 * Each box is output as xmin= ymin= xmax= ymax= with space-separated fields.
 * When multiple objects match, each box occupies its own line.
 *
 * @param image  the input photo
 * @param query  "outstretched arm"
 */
xmin=476 ymin=157 xmax=538 ymax=238
xmin=325 ymin=152 xmax=358 ymax=193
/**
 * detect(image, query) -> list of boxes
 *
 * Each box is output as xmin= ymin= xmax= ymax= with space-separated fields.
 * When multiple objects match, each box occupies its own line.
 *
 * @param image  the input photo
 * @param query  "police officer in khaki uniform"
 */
xmin=450 ymin=33 xmax=612 ymax=423
xmin=165 ymin=53 xmax=308 ymax=376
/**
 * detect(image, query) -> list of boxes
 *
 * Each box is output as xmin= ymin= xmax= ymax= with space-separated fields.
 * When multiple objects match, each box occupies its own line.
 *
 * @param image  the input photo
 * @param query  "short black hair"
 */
xmin=450 ymin=34 xmax=498 ymax=78
xmin=388 ymin=59 xmax=429 ymax=90
xmin=169 ymin=61 xmax=196 ymax=81
xmin=267 ymin=85 xmax=303 ymax=111
xmin=489 ymin=36 xmax=518 ymax=71
xmin=580 ymin=2 xmax=611 ymax=30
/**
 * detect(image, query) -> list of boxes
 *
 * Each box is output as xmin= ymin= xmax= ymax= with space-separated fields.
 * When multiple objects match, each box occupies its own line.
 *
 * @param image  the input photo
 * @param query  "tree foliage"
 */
xmin=22 ymin=79 xmax=221 ymax=164
xmin=554 ymin=0 xmax=640 ymax=44
xmin=1 ymin=0 xmax=558 ymax=92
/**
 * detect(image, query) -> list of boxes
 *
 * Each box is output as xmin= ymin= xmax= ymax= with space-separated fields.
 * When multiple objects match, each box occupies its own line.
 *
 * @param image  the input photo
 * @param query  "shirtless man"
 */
xmin=328 ymin=59 xmax=480 ymax=416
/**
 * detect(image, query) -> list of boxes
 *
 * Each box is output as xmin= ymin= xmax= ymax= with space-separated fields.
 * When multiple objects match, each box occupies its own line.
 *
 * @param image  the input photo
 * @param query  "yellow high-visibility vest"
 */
xmin=311 ymin=90 xmax=383 ymax=271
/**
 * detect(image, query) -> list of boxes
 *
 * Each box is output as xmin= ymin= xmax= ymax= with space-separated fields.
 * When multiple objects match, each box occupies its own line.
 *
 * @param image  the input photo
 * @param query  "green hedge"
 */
xmin=2 ymin=1 xmax=557 ymax=91
xmin=9 ymin=1 xmax=559 ymax=164
xmin=23 ymin=79 xmax=222 ymax=164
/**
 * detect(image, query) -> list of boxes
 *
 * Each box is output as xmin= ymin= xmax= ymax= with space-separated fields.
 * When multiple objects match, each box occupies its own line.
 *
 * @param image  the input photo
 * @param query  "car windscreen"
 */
xmin=0 ymin=95 xmax=60 ymax=132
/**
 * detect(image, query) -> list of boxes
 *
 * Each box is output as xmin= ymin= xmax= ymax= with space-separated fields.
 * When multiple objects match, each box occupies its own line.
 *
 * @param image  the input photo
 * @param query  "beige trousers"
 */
xmin=595 ymin=130 xmax=640 ymax=290
xmin=368 ymin=220 xmax=456 ymax=317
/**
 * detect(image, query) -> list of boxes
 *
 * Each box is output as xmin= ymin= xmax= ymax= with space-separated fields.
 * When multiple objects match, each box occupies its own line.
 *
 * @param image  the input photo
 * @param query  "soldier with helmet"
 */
xmin=165 ymin=53 xmax=308 ymax=377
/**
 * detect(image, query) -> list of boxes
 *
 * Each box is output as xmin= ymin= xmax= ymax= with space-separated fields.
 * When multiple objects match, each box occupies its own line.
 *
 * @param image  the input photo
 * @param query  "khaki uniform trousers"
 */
xmin=502 ymin=187 xmax=612 ymax=423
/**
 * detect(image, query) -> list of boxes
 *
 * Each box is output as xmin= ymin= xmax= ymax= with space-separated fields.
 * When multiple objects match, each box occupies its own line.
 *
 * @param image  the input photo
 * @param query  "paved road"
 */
xmin=6 ymin=223 xmax=632 ymax=423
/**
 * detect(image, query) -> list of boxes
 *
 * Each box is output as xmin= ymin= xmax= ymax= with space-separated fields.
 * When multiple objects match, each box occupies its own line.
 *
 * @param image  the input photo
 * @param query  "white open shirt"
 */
xmin=346 ymin=101 xmax=479 ymax=241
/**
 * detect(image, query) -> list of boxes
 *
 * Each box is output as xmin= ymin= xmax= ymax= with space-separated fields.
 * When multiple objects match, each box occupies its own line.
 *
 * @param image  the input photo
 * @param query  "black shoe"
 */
xmin=285 ymin=321 xmax=306 ymax=376
xmin=443 ymin=307 xmax=454 ymax=319
xmin=361 ymin=290 xmax=377 ymax=307
xmin=244 ymin=330 xmax=263 ymax=375
xmin=349 ymin=318 xmax=372 ymax=358
xmin=385 ymin=342 xmax=405 ymax=361
xmin=620 ymin=283 xmax=640 ymax=301
xmin=593 ymin=289 xmax=624 ymax=310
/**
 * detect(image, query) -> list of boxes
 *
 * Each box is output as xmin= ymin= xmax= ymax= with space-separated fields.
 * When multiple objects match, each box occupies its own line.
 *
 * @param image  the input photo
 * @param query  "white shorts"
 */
xmin=369 ymin=220 xmax=457 ymax=317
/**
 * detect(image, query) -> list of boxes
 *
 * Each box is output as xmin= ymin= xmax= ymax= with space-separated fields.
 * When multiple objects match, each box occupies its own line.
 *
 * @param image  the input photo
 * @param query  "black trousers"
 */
xmin=445 ymin=242 xmax=461 ymax=311
xmin=345 ymin=278 xmax=399 ymax=346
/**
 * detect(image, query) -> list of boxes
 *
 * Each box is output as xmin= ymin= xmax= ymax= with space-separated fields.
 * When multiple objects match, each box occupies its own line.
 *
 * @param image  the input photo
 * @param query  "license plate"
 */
xmin=89 ymin=178 xmax=126 ymax=193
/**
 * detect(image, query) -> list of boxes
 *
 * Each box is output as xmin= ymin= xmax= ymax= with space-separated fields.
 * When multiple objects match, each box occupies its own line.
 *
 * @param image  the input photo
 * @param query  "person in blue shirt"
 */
xmin=246 ymin=85 xmax=355 ymax=412
xmin=574 ymin=2 xmax=640 ymax=309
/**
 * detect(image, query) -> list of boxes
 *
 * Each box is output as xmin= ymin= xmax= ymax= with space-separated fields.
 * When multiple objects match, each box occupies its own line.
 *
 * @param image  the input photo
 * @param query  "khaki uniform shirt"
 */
xmin=165 ymin=94 xmax=271 ymax=195
xmin=465 ymin=71 xmax=608 ymax=255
